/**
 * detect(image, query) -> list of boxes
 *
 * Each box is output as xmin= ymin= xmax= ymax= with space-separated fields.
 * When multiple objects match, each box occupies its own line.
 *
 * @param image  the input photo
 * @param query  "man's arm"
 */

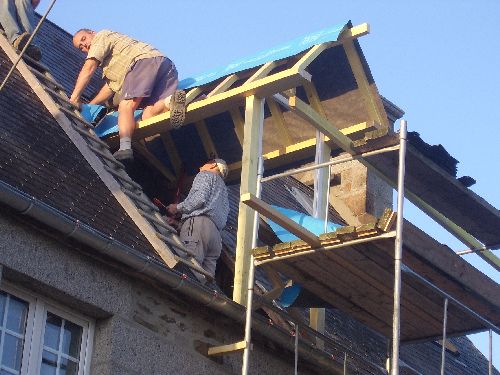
xmin=90 ymin=84 xmax=114 ymax=105
xmin=70 ymin=58 xmax=99 ymax=107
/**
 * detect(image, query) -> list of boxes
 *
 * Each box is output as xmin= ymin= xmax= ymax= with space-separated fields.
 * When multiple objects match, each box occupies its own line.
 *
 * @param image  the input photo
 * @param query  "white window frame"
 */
xmin=0 ymin=282 xmax=95 ymax=375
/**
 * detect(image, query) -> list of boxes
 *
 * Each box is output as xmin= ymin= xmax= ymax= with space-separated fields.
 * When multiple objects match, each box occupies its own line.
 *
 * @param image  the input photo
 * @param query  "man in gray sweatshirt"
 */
xmin=167 ymin=159 xmax=229 ymax=278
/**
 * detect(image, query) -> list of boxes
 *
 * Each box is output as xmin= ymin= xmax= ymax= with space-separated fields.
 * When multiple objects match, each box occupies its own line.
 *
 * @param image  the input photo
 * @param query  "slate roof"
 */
xmin=0 ymin=16 xmax=496 ymax=375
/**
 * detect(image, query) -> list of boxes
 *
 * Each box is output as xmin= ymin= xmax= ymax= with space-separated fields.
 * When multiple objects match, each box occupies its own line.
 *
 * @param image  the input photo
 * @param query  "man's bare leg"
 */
xmin=142 ymin=99 xmax=167 ymax=120
xmin=114 ymin=97 xmax=142 ymax=161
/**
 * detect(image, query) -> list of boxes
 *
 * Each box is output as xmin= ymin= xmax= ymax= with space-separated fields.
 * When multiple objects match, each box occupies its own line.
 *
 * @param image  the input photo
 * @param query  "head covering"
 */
xmin=214 ymin=158 xmax=228 ymax=180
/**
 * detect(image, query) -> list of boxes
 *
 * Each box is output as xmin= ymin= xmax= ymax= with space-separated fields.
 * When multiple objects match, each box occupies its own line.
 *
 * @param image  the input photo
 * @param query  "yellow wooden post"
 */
xmin=305 ymin=82 xmax=329 ymax=347
xmin=233 ymin=95 xmax=264 ymax=305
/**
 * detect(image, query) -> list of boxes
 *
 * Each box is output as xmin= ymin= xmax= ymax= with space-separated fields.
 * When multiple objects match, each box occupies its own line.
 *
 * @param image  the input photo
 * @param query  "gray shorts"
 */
xmin=121 ymin=56 xmax=178 ymax=107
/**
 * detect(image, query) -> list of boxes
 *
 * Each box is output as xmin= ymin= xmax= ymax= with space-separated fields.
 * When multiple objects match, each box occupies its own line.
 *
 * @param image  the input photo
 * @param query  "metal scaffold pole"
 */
xmin=242 ymin=156 xmax=264 ymax=375
xmin=391 ymin=119 xmax=408 ymax=375
xmin=440 ymin=298 xmax=449 ymax=375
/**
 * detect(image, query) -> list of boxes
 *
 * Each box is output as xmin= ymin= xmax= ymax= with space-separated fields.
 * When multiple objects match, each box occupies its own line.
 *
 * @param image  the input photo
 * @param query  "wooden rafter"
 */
xmin=343 ymin=39 xmax=389 ymax=129
xmin=134 ymin=140 xmax=177 ymax=183
xmin=133 ymin=69 xmax=311 ymax=140
xmin=267 ymin=96 xmax=293 ymax=146
xmin=225 ymin=121 xmax=377 ymax=179
xmin=160 ymin=132 xmax=182 ymax=176
xmin=229 ymin=107 xmax=245 ymax=145
xmin=195 ymin=120 xmax=218 ymax=158
xmin=207 ymin=74 xmax=240 ymax=97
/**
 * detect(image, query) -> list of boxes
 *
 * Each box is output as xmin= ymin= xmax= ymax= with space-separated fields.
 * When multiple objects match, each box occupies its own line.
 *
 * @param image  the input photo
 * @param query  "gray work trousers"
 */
xmin=180 ymin=216 xmax=222 ymax=278
xmin=0 ymin=0 xmax=35 ymax=44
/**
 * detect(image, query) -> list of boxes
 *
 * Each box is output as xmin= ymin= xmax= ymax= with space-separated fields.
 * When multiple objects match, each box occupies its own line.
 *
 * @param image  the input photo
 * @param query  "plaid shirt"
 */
xmin=177 ymin=171 xmax=229 ymax=231
xmin=86 ymin=30 xmax=163 ymax=93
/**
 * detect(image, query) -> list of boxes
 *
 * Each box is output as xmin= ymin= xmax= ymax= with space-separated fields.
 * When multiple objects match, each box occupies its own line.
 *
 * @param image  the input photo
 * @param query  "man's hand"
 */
xmin=31 ymin=0 xmax=40 ymax=9
xmin=70 ymin=58 xmax=99 ymax=110
xmin=167 ymin=203 xmax=178 ymax=216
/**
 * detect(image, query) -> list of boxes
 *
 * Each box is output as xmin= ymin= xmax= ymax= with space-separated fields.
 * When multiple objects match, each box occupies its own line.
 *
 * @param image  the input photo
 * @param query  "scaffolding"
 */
xmin=235 ymin=118 xmax=498 ymax=375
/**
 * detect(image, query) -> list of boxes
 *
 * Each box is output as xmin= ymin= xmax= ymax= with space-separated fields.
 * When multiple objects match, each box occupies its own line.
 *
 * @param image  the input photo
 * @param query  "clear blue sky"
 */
xmin=38 ymin=0 xmax=499 ymax=365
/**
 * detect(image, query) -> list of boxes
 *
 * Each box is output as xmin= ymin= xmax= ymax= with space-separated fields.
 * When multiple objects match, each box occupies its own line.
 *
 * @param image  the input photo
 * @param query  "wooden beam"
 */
xmin=134 ymin=141 xmax=177 ymax=183
xmin=241 ymin=193 xmax=321 ymax=248
xmin=207 ymin=74 xmax=239 ymax=97
xmin=293 ymin=23 xmax=370 ymax=72
xmin=233 ymin=96 xmax=264 ymax=305
xmin=185 ymin=87 xmax=203 ymax=105
xmin=267 ymin=96 xmax=293 ymax=146
xmin=195 ymin=120 xmax=218 ymax=158
xmin=246 ymin=61 xmax=278 ymax=84
xmin=305 ymin=80 xmax=330 ymax=346
xmin=133 ymin=68 xmax=311 ymax=140
xmin=274 ymin=94 xmax=355 ymax=154
xmin=208 ymin=341 xmax=247 ymax=356
xmin=225 ymin=121 xmax=377 ymax=181
xmin=343 ymin=38 xmax=389 ymax=129
xmin=229 ymin=107 xmax=245 ymax=145
xmin=160 ymin=132 xmax=182 ymax=176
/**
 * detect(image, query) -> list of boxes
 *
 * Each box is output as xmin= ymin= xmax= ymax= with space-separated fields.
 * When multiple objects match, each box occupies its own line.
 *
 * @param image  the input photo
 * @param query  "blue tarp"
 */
xmin=81 ymin=21 xmax=350 ymax=138
xmin=268 ymin=205 xmax=341 ymax=242
xmin=178 ymin=21 xmax=349 ymax=90
xmin=267 ymin=206 xmax=341 ymax=307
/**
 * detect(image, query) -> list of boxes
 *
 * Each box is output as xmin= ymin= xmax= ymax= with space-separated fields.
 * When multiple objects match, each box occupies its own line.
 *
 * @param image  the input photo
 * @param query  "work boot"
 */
xmin=169 ymin=90 xmax=186 ymax=129
xmin=12 ymin=32 xmax=31 ymax=50
xmin=12 ymin=32 xmax=42 ymax=61
xmin=113 ymin=148 xmax=134 ymax=162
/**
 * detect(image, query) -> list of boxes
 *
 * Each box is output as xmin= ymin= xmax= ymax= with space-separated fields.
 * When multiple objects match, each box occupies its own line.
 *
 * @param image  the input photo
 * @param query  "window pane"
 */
xmin=5 ymin=297 xmax=28 ymax=335
xmin=59 ymin=357 xmax=78 ymax=375
xmin=61 ymin=321 xmax=82 ymax=359
xmin=1 ymin=333 xmax=24 ymax=371
xmin=40 ymin=350 xmax=57 ymax=375
xmin=43 ymin=313 xmax=62 ymax=350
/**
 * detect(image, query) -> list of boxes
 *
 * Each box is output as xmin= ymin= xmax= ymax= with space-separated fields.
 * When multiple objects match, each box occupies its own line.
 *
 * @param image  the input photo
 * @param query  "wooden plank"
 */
xmin=267 ymin=96 xmax=293 ymax=146
xmin=229 ymin=108 xmax=245 ymax=145
xmin=134 ymin=140 xmax=177 ymax=183
xmin=208 ymin=341 xmax=247 ymax=356
xmin=241 ymin=193 xmax=321 ymax=248
xmin=343 ymin=39 xmax=390 ymax=129
xmin=185 ymin=87 xmax=203 ymax=104
xmin=293 ymin=23 xmax=370 ymax=72
xmin=366 ymin=147 xmax=500 ymax=271
xmin=159 ymin=132 xmax=182 ymax=175
xmin=233 ymin=96 xmax=264 ymax=305
xmin=274 ymin=94 xmax=355 ymax=154
xmin=195 ymin=120 xmax=218 ymax=158
xmin=133 ymin=68 xmax=311 ymax=140
xmin=246 ymin=61 xmax=279 ymax=84
xmin=275 ymin=257 xmax=394 ymax=334
xmin=207 ymin=74 xmax=239 ymax=97
xmin=325 ymin=245 xmax=456 ymax=335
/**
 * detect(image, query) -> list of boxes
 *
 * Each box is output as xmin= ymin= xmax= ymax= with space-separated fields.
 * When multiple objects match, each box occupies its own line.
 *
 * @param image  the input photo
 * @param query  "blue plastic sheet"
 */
xmin=178 ymin=21 xmax=349 ymax=90
xmin=80 ymin=104 xmax=142 ymax=138
xmin=267 ymin=205 xmax=341 ymax=307
xmin=81 ymin=21 xmax=349 ymax=138
xmin=268 ymin=205 xmax=341 ymax=242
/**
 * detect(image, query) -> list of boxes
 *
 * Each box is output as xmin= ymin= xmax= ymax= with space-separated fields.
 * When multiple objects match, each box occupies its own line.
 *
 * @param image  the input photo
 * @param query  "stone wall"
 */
xmin=0 ymin=210 xmax=312 ymax=375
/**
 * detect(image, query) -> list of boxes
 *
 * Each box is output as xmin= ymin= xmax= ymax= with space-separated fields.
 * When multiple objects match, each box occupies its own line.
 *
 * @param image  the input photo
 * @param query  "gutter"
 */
xmin=0 ymin=179 xmax=384 ymax=374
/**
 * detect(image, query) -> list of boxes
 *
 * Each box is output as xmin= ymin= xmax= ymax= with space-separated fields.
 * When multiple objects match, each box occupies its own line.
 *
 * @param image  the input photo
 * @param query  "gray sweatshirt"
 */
xmin=177 ymin=171 xmax=229 ymax=231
